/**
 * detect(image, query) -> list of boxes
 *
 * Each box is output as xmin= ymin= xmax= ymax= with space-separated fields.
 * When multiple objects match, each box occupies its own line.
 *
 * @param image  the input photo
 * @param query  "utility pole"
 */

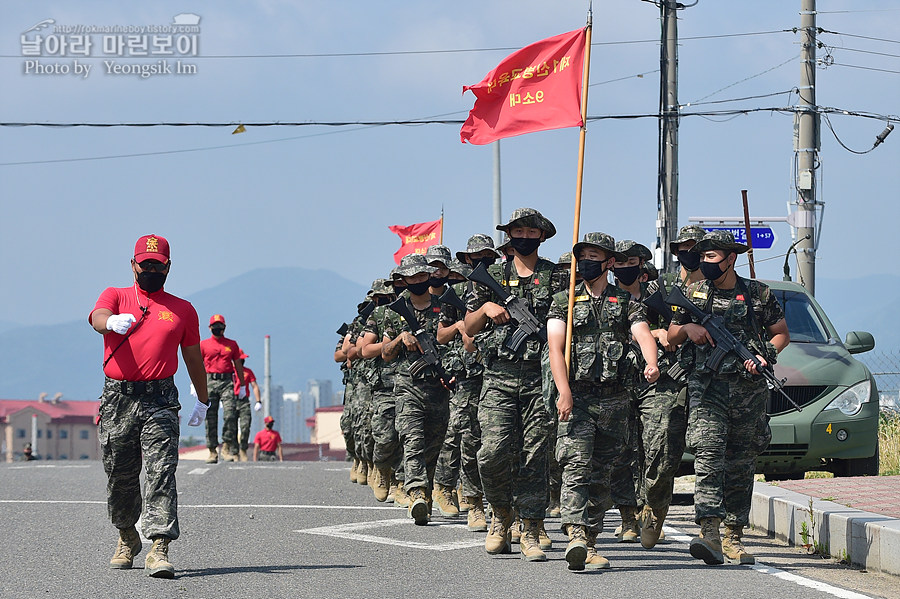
xmin=492 ymin=140 xmax=502 ymax=247
xmin=656 ymin=0 xmax=680 ymax=273
xmin=794 ymin=0 xmax=819 ymax=295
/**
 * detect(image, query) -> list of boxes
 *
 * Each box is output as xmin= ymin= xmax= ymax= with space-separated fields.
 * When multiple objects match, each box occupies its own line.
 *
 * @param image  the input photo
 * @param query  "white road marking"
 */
xmin=187 ymin=467 xmax=209 ymax=475
xmin=0 ymin=500 xmax=105 ymax=504
xmin=8 ymin=464 xmax=91 ymax=470
xmin=324 ymin=468 xmax=350 ymax=471
xmin=296 ymin=518 xmax=483 ymax=551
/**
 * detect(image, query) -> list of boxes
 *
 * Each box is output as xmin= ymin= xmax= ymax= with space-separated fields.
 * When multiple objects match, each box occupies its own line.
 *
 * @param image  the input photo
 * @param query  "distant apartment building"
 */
xmin=0 ymin=398 xmax=100 ymax=462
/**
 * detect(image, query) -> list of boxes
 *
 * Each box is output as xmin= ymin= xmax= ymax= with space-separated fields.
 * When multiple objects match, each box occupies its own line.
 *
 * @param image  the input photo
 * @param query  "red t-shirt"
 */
xmin=90 ymin=285 xmax=201 ymax=382
xmin=254 ymin=428 xmax=282 ymax=452
xmin=200 ymin=335 xmax=241 ymax=373
xmin=233 ymin=366 xmax=257 ymax=397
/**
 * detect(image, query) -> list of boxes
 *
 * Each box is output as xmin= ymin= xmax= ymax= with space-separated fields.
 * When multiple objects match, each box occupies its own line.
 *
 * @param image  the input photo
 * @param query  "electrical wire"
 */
xmin=589 ymin=69 xmax=658 ymax=87
xmin=818 ymin=29 xmax=900 ymax=45
xmin=821 ymin=113 xmax=892 ymax=155
xmin=682 ymin=89 xmax=796 ymax=108
xmin=686 ymin=55 xmax=799 ymax=105
xmin=828 ymin=62 xmax=900 ymax=74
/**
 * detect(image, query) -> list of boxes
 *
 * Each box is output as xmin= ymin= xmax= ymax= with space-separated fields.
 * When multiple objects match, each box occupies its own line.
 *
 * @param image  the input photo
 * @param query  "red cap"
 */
xmin=210 ymin=314 xmax=226 ymax=326
xmin=264 ymin=415 xmax=274 ymax=424
xmin=238 ymin=350 xmax=249 ymax=360
xmin=134 ymin=234 xmax=170 ymax=263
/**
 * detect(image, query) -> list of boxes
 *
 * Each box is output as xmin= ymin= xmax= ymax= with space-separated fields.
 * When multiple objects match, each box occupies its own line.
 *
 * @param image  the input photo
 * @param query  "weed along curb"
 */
xmin=750 ymin=481 xmax=900 ymax=576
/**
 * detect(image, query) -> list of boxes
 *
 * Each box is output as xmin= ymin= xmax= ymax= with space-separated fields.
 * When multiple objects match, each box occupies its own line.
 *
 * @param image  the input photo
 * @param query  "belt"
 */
xmin=105 ymin=376 xmax=174 ymax=396
xmin=260 ymin=450 xmax=276 ymax=455
xmin=208 ymin=372 xmax=231 ymax=380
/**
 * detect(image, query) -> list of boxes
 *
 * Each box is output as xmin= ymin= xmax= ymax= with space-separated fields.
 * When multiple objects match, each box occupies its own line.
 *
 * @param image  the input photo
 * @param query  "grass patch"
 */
xmin=879 ymin=410 xmax=900 ymax=476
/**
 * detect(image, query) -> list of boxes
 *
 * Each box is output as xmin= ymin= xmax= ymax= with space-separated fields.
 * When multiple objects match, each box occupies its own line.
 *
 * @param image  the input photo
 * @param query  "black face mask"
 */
xmin=577 ymin=259 xmax=608 ymax=282
xmin=677 ymin=250 xmax=701 ymax=272
xmin=508 ymin=237 xmax=541 ymax=256
xmin=136 ymin=271 xmax=166 ymax=293
xmin=211 ymin=326 xmax=226 ymax=337
xmin=428 ymin=276 xmax=448 ymax=288
xmin=700 ymin=259 xmax=728 ymax=281
xmin=471 ymin=257 xmax=496 ymax=270
xmin=391 ymin=282 xmax=406 ymax=293
xmin=614 ymin=265 xmax=641 ymax=286
xmin=406 ymin=281 xmax=431 ymax=296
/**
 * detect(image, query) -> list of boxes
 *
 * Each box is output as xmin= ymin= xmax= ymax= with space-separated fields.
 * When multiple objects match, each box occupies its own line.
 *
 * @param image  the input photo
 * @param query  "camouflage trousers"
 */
xmin=540 ymin=351 xmax=561 ymax=502
xmin=610 ymin=391 xmax=643 ymax=509
xmin=557 ymin=381 xmax=630 ymax=534
xmin=205 ymin=375 xmax=233 ymax=451
xmin=371 ymin=387 xmax=403 ymax=472
xmin=352 ymin=383 xmax=375 ymax=463
xmin=223 ymin=398 xmax=252 ymax=452
xmin=639 ymin=374 xmax=687 ymax=511
xmin=340 ymin=381 xmax=356 ymax=459
xmin=395 ymin=373 xmax=450 ymax=493
xmin=434 ymin=375 xmax=483 ymax=497
xmin=687 ymin=372 xmax=771 ymax=527
xmin=478 ymin=360 xmax=550 ymax=520
xmin=99 ymin=377 xmax=180 ymax=540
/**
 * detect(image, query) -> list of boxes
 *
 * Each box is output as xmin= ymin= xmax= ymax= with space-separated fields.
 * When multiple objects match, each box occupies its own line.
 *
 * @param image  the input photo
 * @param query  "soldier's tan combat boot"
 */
xmin=510 ymin=513 xmax=522 ymax=544
xmin=393 ymin=482 xmax=411 ymax=508
xmin=238 ymin=449 xmax=248 ymax=462
xmin=520 ymin=519 xmax=548 ymax=562
xmin=220 ymin=444 xmax=236 ymax=462
xmin=145 ymin=537 xmax=175 ymax=579
xmin=722 ymin=525 xmax=756 ymax=565
xmin=372 ymin=465 xmax=391 ymax=502
xmin=109 ymin=526 xmax=142 ymax=569
xmin=690 ymin=517 xmax=725 ymax=565
xmin=457 ymin=486 xmax=470 ymax=513
xmin=366 ymin=461 xmax=375 ymax=488
xmin=357 ymin=460 xmax=369 ymax=486
xmin=546 ymin=491 xmax=561 ymax=518
xmin=205 ymin=449 xmax=218 ymax=464
xmin=408 ymin=487 xmax=430 ymax=526
xmin=434 ymin=484 xmax=459 ymax=517
xmin=564 ymin=524 xmax=588 ymax=571
xmin=639 ymin=504 xmax=668 ymax=549
xmin=350 ymin=458 xmax=360 ymax=483
xmin=465 ymin=495 xmax=488 ymax=532
xmin=485 ymin=505 xmax=514 ymax=555
xmin=584 ymin=530 xmax=610 ymax=570
xmin=618 ymin=506 xmax=639 ymax=543
xmin=538 ymin=520 xmax=552 ymax=550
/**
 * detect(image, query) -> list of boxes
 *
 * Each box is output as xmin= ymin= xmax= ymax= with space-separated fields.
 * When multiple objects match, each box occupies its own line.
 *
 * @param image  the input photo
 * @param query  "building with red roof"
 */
xmin=1 ymin=396 xmax=99 ymax=462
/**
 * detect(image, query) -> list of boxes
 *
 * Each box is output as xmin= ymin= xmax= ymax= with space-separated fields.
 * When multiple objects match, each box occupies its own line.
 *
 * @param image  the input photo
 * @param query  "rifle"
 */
xmin=467 ymin=262 xmax=547 ymax=352
xmin=664 ymin=285 xmax=801 ymax=412
xmin=641 ymin=290 xmax=686 ymax=381
xmin=358 ymin=300 xmax=375 ymax=320
xmin=388 ymin=297 xmax=455 ymax=389
xmin=438 ymin=286 xmax=467 ymax=313
xmin=336 ymin=323 xmax=349 ymax=336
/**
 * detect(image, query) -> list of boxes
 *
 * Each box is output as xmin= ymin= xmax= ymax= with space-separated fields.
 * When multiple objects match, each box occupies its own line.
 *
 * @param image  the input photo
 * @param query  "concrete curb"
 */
xmin=750 ymin=481 xmax=900 ymax=576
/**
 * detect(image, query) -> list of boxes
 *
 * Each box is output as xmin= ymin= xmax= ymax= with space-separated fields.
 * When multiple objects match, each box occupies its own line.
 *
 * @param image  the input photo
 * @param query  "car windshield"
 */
xmin=773 ymin=289 xmax=830 ymax=343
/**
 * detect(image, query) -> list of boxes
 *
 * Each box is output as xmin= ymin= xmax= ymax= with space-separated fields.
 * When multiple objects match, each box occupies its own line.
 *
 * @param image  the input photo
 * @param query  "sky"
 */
xmin=1 ymin=0 xmax=898 ymax=327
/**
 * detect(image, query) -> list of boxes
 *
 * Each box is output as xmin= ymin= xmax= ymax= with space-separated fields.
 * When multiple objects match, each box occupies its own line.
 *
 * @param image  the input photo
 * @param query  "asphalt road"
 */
xmin=1 ymin=460 xmax=897 ymax=599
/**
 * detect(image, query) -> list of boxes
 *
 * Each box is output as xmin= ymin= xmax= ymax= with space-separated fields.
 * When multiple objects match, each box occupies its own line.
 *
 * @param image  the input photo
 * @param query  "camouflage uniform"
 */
xmin=385 ymin=293 xmax=451 ymax=495
xmin=337 ymin=338 xmax=356 ymax=460
xmin=465 ymin=211 xmax=556 ymax=520
xmin=349 ymin=313 xmax=378 ymax=466
xmin=99 ymin=377 xmax=181 ymax=539
xmin=550 ymin=268 xmax=647 ymax=534
xmin=673 ymin=266 xmax=783 ymax=527
xmin=205 ymin=376 xmax=233 ymax=451
xmin=365 ymin=302 xmax=403 ymax=474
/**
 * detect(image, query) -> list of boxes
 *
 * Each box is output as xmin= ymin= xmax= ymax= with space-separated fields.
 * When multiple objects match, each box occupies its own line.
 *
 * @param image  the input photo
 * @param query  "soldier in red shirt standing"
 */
xmin=200 ymin=315 xmax=244 ymax=463
xmin=232 ymin=350 xmax=261 ymax=461
xmin=254 ymin=416 xmax=283 ymax=461
xmin=90 ymin=234 xmax=209 ymax=579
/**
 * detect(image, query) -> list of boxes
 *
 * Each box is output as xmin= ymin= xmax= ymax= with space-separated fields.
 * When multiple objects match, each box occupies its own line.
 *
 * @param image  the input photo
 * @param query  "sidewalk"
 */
xmin=750 ymin=475 xmax=900 ymax=576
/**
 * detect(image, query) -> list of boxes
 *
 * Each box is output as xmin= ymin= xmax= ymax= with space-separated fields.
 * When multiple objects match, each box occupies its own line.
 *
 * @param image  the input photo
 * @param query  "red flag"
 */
xmin=460 ymin=28 xmax=586 ymax=145
xmin=388 ymin=219 xmax=442 ymax=264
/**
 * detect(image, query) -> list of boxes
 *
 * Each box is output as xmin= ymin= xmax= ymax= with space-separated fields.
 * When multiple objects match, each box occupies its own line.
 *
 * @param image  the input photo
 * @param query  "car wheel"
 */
xmin=833 ymin=446 xmax=880 ymax=477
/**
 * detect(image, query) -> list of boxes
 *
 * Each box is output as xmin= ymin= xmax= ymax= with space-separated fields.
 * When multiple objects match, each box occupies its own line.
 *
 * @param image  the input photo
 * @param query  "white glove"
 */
xmin=189 ymin=384 xmax=197 ymax=398
xmin=238 ymin=386 xmax=249 ymax=399
xmin=254 ymin=401 xmax=262 ymax=412
xmin=106 ymin=313 xmax=137 ymax=335
xmin=187 ymin=398 xmax=209 ymax=426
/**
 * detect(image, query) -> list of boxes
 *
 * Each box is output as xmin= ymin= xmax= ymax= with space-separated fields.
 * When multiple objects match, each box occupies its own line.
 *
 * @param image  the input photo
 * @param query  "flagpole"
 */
xmin=440 ymin=206 xmax=444 ymax=243
xmin=564 ymin=8 xmax=593 ymax=374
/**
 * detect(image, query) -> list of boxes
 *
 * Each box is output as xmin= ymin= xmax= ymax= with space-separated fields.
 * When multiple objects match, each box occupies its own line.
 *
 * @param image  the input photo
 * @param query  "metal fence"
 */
xmin=857 ymin=349 xmax=900 ymax=412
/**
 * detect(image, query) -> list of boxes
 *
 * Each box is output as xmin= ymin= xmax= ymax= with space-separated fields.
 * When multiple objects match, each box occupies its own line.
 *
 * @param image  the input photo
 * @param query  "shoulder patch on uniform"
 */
xmin=574 ymin=295 xmax=590 ymax=302
xmin=432 ymin=307 xmax=441 ymax=313
xmin=692 ymin=291 xmax=708 ymax=299
xmin=533 ymin=278 xmax=540 ymax=285
xmin=608 ymin=297 xmax=618 ymax=303
xmin=736 ymin=294 xmax=745 ymax=301
xmin=507 ymin=279 xmax=519 ymax=287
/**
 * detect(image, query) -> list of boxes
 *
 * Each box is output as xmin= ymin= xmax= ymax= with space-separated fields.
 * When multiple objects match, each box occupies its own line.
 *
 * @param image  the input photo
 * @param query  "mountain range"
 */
xmin=0 ymin=269 xmax=896 ymax=402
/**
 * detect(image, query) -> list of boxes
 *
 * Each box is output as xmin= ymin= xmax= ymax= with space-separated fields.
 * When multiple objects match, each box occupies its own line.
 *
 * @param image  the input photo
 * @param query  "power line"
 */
xmin=685 ymin=54 xmax=799 ymax=105
xmin=828 ymin=62 xmax=900 ymax=74
xmin=589 ymin=69 xmax=659 ymax=87
xmin=682 ymin=89 xmax=797 ymax=108
xmin=818 ymin=29 xmax=900 ymax=45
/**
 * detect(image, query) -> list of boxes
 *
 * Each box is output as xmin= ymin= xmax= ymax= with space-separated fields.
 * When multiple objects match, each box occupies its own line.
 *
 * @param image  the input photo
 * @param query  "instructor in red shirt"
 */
xmin=90 ymin=234 xmax=209 ymax=579
xmin=254 ymin=416 xmax=283 ymax=462
xmin=200 ymin=314 xmax=244 ymax=463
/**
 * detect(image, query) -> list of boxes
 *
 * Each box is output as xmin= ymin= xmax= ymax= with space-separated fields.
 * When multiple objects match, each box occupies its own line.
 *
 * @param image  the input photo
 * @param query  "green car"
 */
xmin=682 ymin=279 xmax=880 ymax=479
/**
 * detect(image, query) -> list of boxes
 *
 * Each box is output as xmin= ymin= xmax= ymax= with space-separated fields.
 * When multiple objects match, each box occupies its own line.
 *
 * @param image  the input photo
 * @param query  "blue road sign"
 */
xmin=702 ymin=226 xmax=776 ymax=250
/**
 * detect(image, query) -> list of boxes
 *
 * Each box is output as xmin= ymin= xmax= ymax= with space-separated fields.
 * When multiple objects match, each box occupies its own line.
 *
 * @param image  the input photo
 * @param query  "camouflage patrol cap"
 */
xmin=573 ymin=232 xmax=626 ymax=261
xmin=496 ymin=207 xmax=556 ymax=239
xmin=392 ymin=253 xmax=438 ymax=279
xmin=456 ymin=233 xmax=500 ymax=261
xmin=448 ymin=259 xmax=473 ymax=278
xmin=495 ymin=234 xmax=513 ymax=256
xmin=557 ymin=251 xmax=573 ymax=265
xmin=642 ymin=261 xmax=659 ymax=281
xmin=424 ymin=245 xmax=452 ymax=268
xmin=694 ymin=229 xmax=749 ymax=254
xmin=668 ymin=224 xmax=708 ymax=254
xmin=615 ymin=240 xmax=653 ymax=261
xmin=370 ymin=278 xmax=394 ymax=296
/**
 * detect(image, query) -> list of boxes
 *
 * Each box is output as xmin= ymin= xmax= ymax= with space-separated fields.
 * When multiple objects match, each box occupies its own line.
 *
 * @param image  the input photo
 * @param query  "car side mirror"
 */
xmin=844 ymin=331 xmax=875 ymax=354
